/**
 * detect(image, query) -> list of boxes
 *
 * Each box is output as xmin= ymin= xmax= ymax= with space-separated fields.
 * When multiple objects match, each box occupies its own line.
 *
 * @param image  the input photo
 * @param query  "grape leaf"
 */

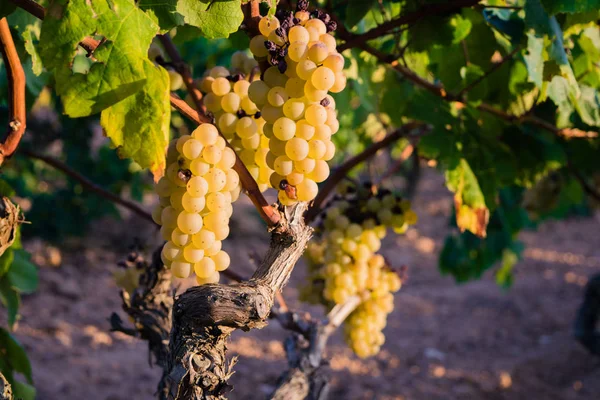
xmin=177 ymin=0 xmax=243 ymax=39
xmin=445 ymin=159 xmax=490 ymax=237
xmin=101 ymin=62 xmax=170 ymax=180
xmin=39 ymin=0 xmax=159 ymax=117
xmin=0 ymin=328 xmax=33 ymax=383
xmin=7 ymin=250 xmax=38 ymax=294
xmin=138 ymin=0 xmax=184 ymax=32
xmin=333 ymin=0 xmax=377 ymax=29
xmin=22 ymin=29 xmax=43 ymax=76
xmin=0 ymin=278 xmax=20 ymax=329
xmin=541 ymin=0 xmax=600 ymax=14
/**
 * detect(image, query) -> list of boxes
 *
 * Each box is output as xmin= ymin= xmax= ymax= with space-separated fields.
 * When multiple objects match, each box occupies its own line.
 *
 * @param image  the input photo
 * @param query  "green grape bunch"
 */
xmin=303 ymin=181 xmax=417 ymax=358
xmin=248 ymin=2 xmax=346 ymax=204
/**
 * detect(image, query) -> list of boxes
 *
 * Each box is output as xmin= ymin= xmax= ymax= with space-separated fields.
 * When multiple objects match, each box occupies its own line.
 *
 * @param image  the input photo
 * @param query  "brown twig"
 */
xmin=0 ymin=18 xmax=26 ymax=166
xmin=242 ymin=0 xmax=261 ymax=37
xmin=21 ymin=149 xmax=156 ymax=224
xmin=158 ymin=34 xmax=208 ymax=117
xmin=305 ymin=122 xmax=430 ymax=222
xmin=337 ymin=0 xmax=482 ymax=52
xmin=170 ymin=93 xmax=281 ymax=226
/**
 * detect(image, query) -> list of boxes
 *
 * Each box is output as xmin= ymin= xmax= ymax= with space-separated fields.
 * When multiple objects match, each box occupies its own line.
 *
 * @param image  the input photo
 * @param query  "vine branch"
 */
xmin=21 ymin=149 xmax=155 ymax=224
xmin=306 ymin=122 xmax=430 ymax=222
xmin=0 ymin=18 xmax=26 ymax=166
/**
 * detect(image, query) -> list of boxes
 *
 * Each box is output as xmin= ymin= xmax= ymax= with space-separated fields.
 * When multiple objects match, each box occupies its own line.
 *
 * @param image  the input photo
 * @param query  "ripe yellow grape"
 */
xmin=285 ymin=137 xmax=309 ymax=161
xmin=267 ymin=86 xmax=288 ymax=107
xmin=171 ymin=228 xmax=191 ymax=247
xmin=305 ymin=18 xmax=327 ymax=36
xmin=183 ymin=245 xmax=205 ymax=263
xmin=273 ymin=117 xmax=296 ymax=140
xmin=177 ymin=211 xmax=203 ymax=234
xmin=320 ymin=34 xmax=337 ymax=53
xmin=212 ymin=77 xmax=231 ymax=96
xmin=233 ymin=80 xmax=250 ymax=96
xmin=236 ymin=117 xmax=258 ymax=139
xmin=283 ymin=98 xmax=305 ymax=120
xmin=294 ymin=157 xmax=316 ymax=174
xmin=162 ymin=241 xmax=182 ymax=261
xmin=248 ymin=80 xmax=270 ymax=105
xmin=289 ymin=25 xmax=310 ymax=43
xmin=202 ymin=145 xmax=222 ymax=164
xmin=161 ymin=206 xmax=178 ymax=228
xmin=187 ymin=176 xmax=209 ymax=197
xmin=305 ymin=104 xmax=328 ymax=126
xmin=296 ymin=178 xmax=318 ymax=201
xmin=182 ymin=192 xmax=206 ymax=213
xmin=209 ymin=66 xmax=230 ymax=78
xmin=204 ymin=168 xmax=227 ymax=192
xmin=221 ymin=92 xmax=241 ymax=113
xmin=330 ymin=72 xmax=347 ymax=93
xmin=288 ymin=41 xmax=308 ymax=62
xmin=304 ymin=81 xmax=327 ymax=102
xmin=296 ymin=60 xmax=317 ymax=80
xmin=311 ymin=66 xmax=335 ymax=91
xmin=169 ymin=70 xmax=184 ymax=91
xmin=274 ymin=155 xmax=293 ymax=176
xmin=171 ymin=261 xmax=192 ymax=279
xmin=190 ymin=158 xmax=211 ymax=176
xmin=323 ymin=53 xmax=344 ymax=72
xmin=263 ymin=67 xmax=288 ymax=87
xmin=249 ymin=35 xmax=269 ymax=58
xmin=259 ymin=15 xmax=280 ymax=37
xmin=212 ymin=250 xmax=231 ymax=271
xmin=308 ymin=159 xmax=329 ymax=182
xmin=218 ymin=113 xmax=238 ymax=136
xmin=193 ymin=124 xmax=219 ymax=146
xmin=195 ymin=257 xmax=216 ymax=278
xmin=285 ymin=78 xmax=306 ymax=98
xmin=307 ymin=43 xmax=328 ymax=64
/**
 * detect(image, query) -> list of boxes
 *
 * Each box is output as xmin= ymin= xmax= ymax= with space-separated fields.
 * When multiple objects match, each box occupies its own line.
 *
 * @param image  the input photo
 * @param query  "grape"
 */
xmin=209 ymin=66 xmax=230 ymax=78
xmin=289 ymin=25 xmax=310 ymax=43
xmin=273 ymin=117 xmax=296 ymax=140
xmin=212 ymin=250 xmax=231 ymax=271
xmin=196 ymin=271 xmax=220 ymax=285
xmin=205 ymin=240 xmax=222 ymax=257
xmin=261 ymin=105 xmax=284 ymax=124
xmin=187 ymin=176 xmax=209 ymax=197
xmin=182 ymin=138 xmax=203 ymax=160
xmin=288 ymin=41 xmax=308 ymax=62
xmin=182 ymin=192 xmax=206 ymax=213
xmin=161 ymin=206 xmax=178 ymax=228
xmin=205 ymin=168 xmax=227 ymax=192
xmin=264 ymin=67 xmax=288 ymax=87
xmin=193 ymin=124 xmax=219 ymax=146
xmin=285 ymin=78 xmax=306 ymax=98
xmin=152 ymin=205 xmax=164 ymax=224
xmin=287 ymin=172 xmax=304 ymax=186
xmin=308 ymin=139 xmax=326 ymax=159
xmin=171 ymin=228 xmax=191 ymax=247
xmin=177 ymin=211 xmax=203 ymax=234
xmin=294 ymin=157 xmax=316 ymax=174
xmin=274 ymin=155 xmax=293 ymax=176
xmin=308 ymin=159 xmax=329 ymax=182
xmin=162 ymin=241 xmax=182 ymax=261
xmin=320 ymin=34 xmax=337 ymax=53
xmin=307 ymin=43 xmax=328 ymax=64
xmin=212 ymin=77 xmax=231 ymax=96
xmin=283 ymin=98 xmax=305 ymax=120
xmin=233 ymin=80 xmax=250 ymax=96
xmin=155 ymin=177 xmax=175 ymax=197
xmin=169 ymin=70 xmax=184 ymax=91
xmin=216 ymin=147 xmax=236 ymax=171
xmin=195 ymin=257 xmax=216 ymax=278
xmin=241 ymin=96 xmax=259 ymax=114
xmin=330 ymin=72 xmax=347 ymax=93
xmin=221 ymin=92 xmax=241 ymax=113
xmin=212 ymin=224 xmax=230 ymax=241
xmin=295 ymin=120 xmax=316 ymax=140
xmin=248 ymin=80 xmax=270 ymax=105
xmin=171 ymin=261 xmax=192 ymax=279
xmin=305 ymin=104 xmax=328 ymax=126
xmin=218 ymin=113 xmax=238 ymax=136
xmin=296 ymin=60 xmax=317 ymax=80
xmin=176 ymin=135 xmax=191 ymax=153
xmin=305 ymin=18 xmax=326 ymax=36
xmin=259 ymin=15 xmax=280 ymax=37
xmin=296 ymin=178 xmax=318 ymax=201
xmin=313 ymin=124 xmax=332 ymax=141
xmin=202 ymin=145 xmax=223 ymax=164
xmin=224 ymin=169 xmax=240 ymax=191
xmin=267 ymin=86 xmax=288 ymax=107
xmin=183 ymin=245 xmax=205 ymax=263
xmin=190 ymin=158 xmax=211 ymax=176
xmin=323 ymin=53 xmax=344 ymax=72
xmin=304 ymin=81 xmax=327 ymax=102
xmin=192 ymin=229 xmax=216 ymax=250
xmin=311 ymin=66 xmax=335 ymax=91
xmin=250 ymin=35 xmax=269 ymax=58
xmin=285 ymin=138 xmax=309 ymax=161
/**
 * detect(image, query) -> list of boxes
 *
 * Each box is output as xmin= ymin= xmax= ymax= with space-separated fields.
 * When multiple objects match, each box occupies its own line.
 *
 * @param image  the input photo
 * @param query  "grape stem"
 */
xmin=305 ymin=122 xmax=431 ymax=222
xmin=0 ymin=18 xmax=26 ymax=166
xmin=170 ymin=93 xmax=281 ymax=227
xmin=21 ymin=149 xmax=157 ymax=225
xmin=158 ymin=34 xmax=210 ymax=118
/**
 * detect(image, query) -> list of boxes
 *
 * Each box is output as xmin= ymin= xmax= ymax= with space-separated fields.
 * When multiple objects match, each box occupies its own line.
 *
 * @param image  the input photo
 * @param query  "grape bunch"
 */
xmin=248 ymin=3 xmax=345 ymax=204
xmin=303 ymin=182 xmax=417 ymax=357
xmin=196 ymin=57 xmax=273 ymax=192
xmin=153 ymin=123 xmax=239 ymax=285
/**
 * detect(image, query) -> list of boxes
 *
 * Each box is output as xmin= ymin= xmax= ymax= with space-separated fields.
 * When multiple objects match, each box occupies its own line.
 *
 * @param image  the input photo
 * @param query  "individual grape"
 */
xmin=311 ymin=66 xmax=335 ymax=91
xmin=305 ymin=18 xmax=327 ymax=36
xmin=250 ymin=35 xmax=269 ymax=58
xmin=295 ymin=120 xmax=316 ymax=140
xmin=176 ymin=135 xmax=191 ymax=153
xmin=248 ymin=80 xmax=270 ymax=105
xmin=177 ymin=211 xmax=203 ymax=234
xmin=294 ymin=157 xmax=316 ymax=174
xmin=190 ymin=158 xmax=211 ymax=176
xmin=224 ymin=169 xmax=240 ymax=191
xmin=212 ymin=77 xmax=231 ymax=96
xmin=305 ymin=104 xmax=328 ymax=126
xmin=236 ymin=117 xmax=258 ymax=139
xmin=202 ymin=145 xmax=223 ymax=164
xmin=218 ymin=113 xmax=238 ymax=136
xmin=183 ymin=245 xmax=205 ymax=263
xmin=273 ymin=117 xmax=296 ymax=140
xmin=261 ymin=105 xmax=284 ymax=124
xmin=285 ymin=138 xmax=309 ymax=161
xmin=320 ymin=34 xmax=337 ymax=53
xmin=313 ymin=124 xmax=332 ymax=141
xmin=285 ymin=78 xmax=306 ymax=98
xmin=323 ymin=53 xmax=344 ymax=72
xmin=152 ymin=205 xmax=164 ymax=224
xmin=205 ymin=239 xmax=222 ymax=257
xmin=289 ymin=25 xmax=310 ymax=43
xmin=304 ymin=81 xmax=327 ymax=102
xmin=296 ymin=59 xmax=317 ymax=80
xmin=161 ymin=206 xmax=178 ymax=228
xmin=330 ymin=72 xmax=347 ymax=93
xmin=283 ymin=98 xmax=305 ymax=120
xmin=169 ymin=70 xmax=184 ymax=91
xmin=194 ymin=257 xmax=216 ymax=278
xmin=307 ymin=159 xmax=330 ymax=182
xmin=204 ymin=168 xmax=227 ymax=192
xmin=162 ymin=241 xmax=182 ymax=261
xmin=295 ymin=178 xmax=318 ymax=201
xmin=259 ymin=15 xmax=280 ymax=37
xmin=209 ymin=66 xmax=230 ymax=78
xmin=263 ymin=67 xmax=288 ymax=87
xmin=288 ymin=41 xmax=308 ymax=62
xmin=221 ymin=92 xmax=241 ymax=113
xmin=171 ymin=261 xmax=192 ymax=279
xmin=233 ymin=80 xmax=250 ymax=96
xmin=193 ymin=124 xmax=219 ymax=146
xmin=182 ymin=138 xmax=203 ymax=160
xmin=308 ymin=139 xmax=326 ymax=159
xmin=267 ymin=86 xmax=288 ymax=107
xmin=171 ymin=228 xmax=191 ymax=247
xmin=212 ymin=250 xmax=231 ymax=272
xmin=187 ymin=176 xmax=209 ymax=198
xmin=196 ymin=271 xmax=220 ymax=285
xmin=155 ymin=177 xmax=175 ymax=197
xmin=182 ymin=192 xmax=206 ymax=213
xmin=192 ymin=229 xmax=216 ymax=250
xmin=307 ymin=43 xmax=328 ymax=64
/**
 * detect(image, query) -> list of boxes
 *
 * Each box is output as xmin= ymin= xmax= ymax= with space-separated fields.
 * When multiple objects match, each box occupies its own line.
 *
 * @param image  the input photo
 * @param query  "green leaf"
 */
xmin=39 ymin=0 xmax=160 ymax=117
xmin=445 ymin=159 xmax=490 ymax=237
xmin=22 ymin=28 xmax=43 ymax=76
xmin=0 ymin=179 xmax=15 ymax=198
xmin=12 ymin=380 xmax=36 ymax=400
xmin=101 ymin=62 xmax=170 ymax=179
xmin=138 ymin=0 xmax=184 ymax=32
xmin=177 ymin=0 xmax=243 ymax=39
xmin=0 ymin=278 xmax=20 ymax=329
xmin=523 ymin=33 xmax=545 ymax=87
xmin=0 ymin=328 xmax=33 ymax=383
xmin=450 ymin=14 xmax=472 ymax=44
xmin=340 ymin=0 xmax=377 ymax=29
xmin=7 ymin=250 xmax=38 ymax=294
xmin=0 ymin=248 xmax=14 ymax=279
xmin=541 ymin=0 xmax=600 ymax=14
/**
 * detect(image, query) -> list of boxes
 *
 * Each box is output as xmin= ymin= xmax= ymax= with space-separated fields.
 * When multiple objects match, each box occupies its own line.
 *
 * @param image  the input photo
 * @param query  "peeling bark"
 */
xmin=0 ymin=371 xmax=12 ymax=400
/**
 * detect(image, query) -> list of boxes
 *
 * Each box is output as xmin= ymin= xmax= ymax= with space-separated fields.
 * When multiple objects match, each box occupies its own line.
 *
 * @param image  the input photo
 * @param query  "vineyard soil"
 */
xmin=2 ymin=169 xmax=599 ymax=400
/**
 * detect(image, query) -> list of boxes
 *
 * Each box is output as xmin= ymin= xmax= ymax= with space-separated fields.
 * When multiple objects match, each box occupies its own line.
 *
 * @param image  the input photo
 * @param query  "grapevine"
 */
xmin=248 ymin=2 xmax=345 ymax=204
xmin=304 ymin=182 xmax=417 ymax=357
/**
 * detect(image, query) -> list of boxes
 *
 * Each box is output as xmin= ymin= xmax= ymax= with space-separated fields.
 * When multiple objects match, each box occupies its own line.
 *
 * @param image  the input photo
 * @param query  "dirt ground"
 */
xmin=3 ymin=169 xmax=600 ymax=400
